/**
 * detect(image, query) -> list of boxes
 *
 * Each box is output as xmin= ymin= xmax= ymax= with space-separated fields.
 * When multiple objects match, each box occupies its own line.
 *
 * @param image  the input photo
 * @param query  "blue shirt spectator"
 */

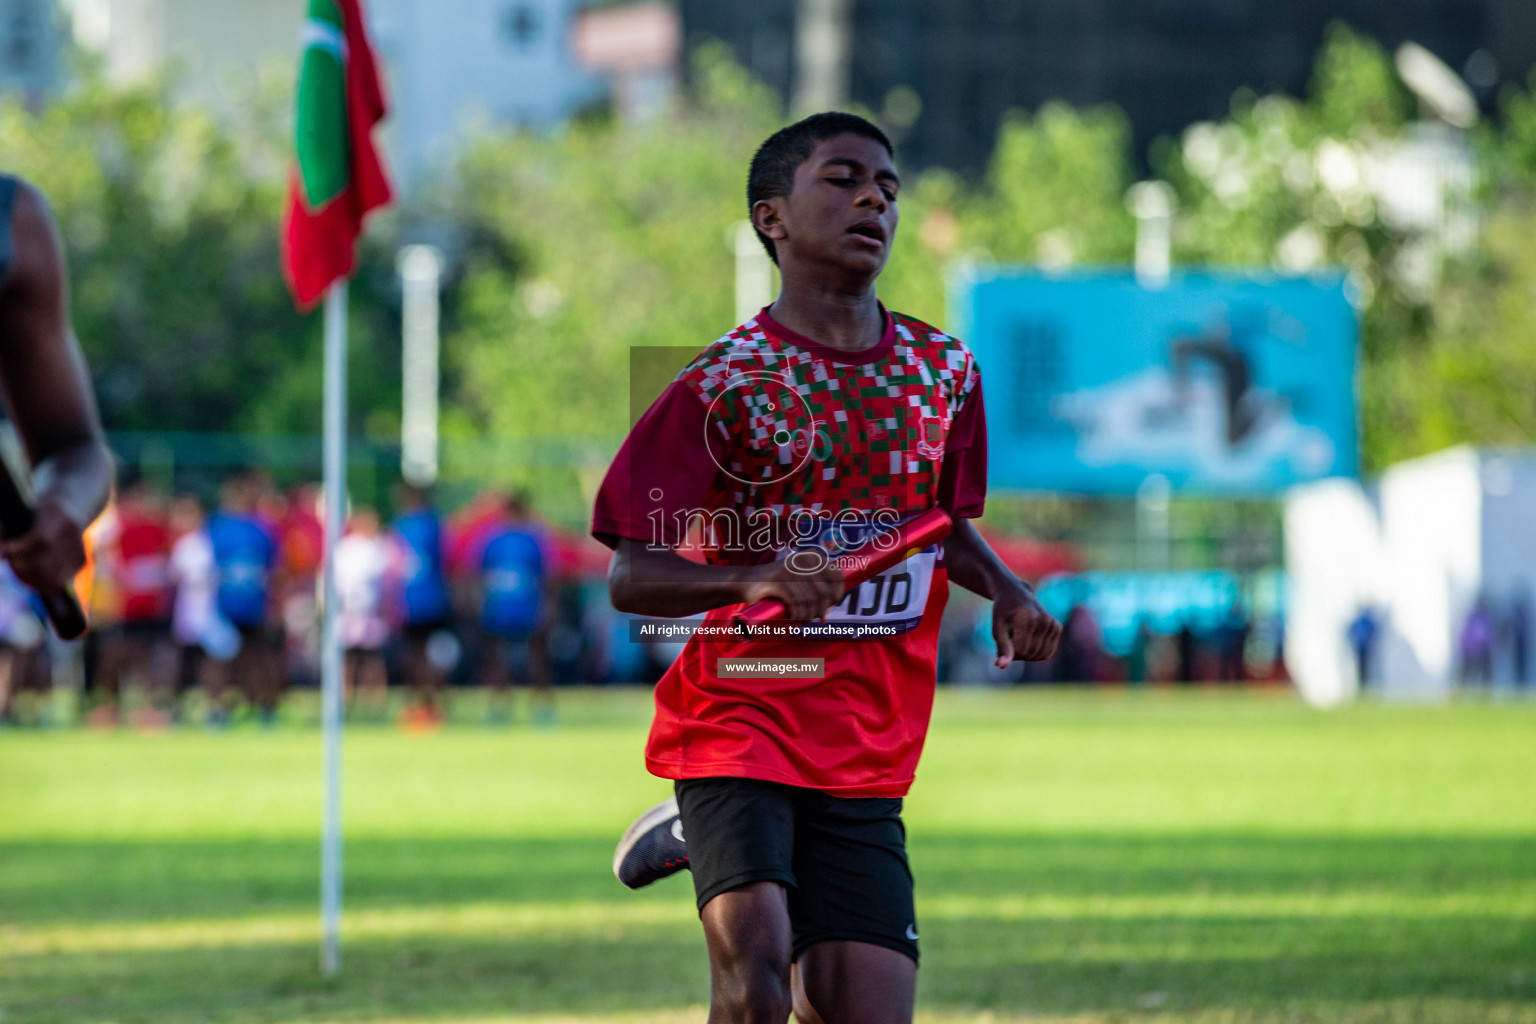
xmin=395 ymin=507 xmax=451 ymax=626
xmin=480 ymin=526 xmax=547 ymax=639
xmin=206 ymin=511 xmax=276 ymax=629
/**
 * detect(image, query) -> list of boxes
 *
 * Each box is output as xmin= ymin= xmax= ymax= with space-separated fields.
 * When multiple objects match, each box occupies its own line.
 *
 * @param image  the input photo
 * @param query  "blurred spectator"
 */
xmin=334 ymin=506 xmax=396 ymax=719
xmin=253 ymin=474 xmax=286 ymax=535
xmin=0 ymin=561 xmax=47 ymax=723
xmin=1057 ymin=604 xmax=1102 ymax=683
xmin=1126 ymin=615 xmax=1152 ymax=685
xmin=93 ymin=481 xmax=175 ymax=726
xmin=447 ymin=490 xmax=512 ymax=578
xmin=474 ymin=491 xmax=553 ymax=725
xmin=1459 ymin=596 xmax=1496 ymax=688
xmin=1503 ymin=589 xmax=1530 ymax=690
xmin=393 ymin=483 xmax=454 ymax=725
xmin=167 ymin=494 xmax=227 ymax=715
xmin=206 ymin=474 xmax=282 ymax=725
xmin=78 ymin=503 xmax=121 ymax=726
xmin=580 ymin=581 xmax=649 ymax=684
xmin=276 ymin=485 xmax=323 ymax=688
xmin=1269 ymin=613 xmax=1288 ymax=682
xmin=1347 ymin=605 xmax=1381 ymax=691
xmin=1176 ymin=621 xmax=1197 ymax=685
xmin=1216 ymin=600 xmax=1250 ymax=684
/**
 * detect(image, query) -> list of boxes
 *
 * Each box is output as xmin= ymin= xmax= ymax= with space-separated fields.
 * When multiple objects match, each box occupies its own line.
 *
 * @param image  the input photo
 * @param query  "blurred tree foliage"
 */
xmin=443 ymin=22 xmax=1536 ymax=489
xmin=891 ymin=23 xmax=1536 ymax=471
xmin=0 ymin=67 xmax=401 ymax=440
xmin=423 ymin=45 xmax=781 ymax=518
xmin=879 ymin=103 xmax=1137 ymax=323
xmin=6 ymin=23 xmax=1536 ymax=522
xmin=1152 ymin=24 xmax=1536 ymax=468
xmin=435 ymin=46 xmax=778 ymax=441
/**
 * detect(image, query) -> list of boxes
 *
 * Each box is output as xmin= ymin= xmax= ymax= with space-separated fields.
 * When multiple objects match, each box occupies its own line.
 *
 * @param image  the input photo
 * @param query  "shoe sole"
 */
xmin=612 ymin=795 xmax=682 ymax=883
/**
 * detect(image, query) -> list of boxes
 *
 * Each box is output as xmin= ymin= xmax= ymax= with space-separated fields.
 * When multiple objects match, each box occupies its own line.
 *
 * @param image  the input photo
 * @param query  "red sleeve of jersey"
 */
xmin=937 ymin=372 xmax=987 ymax=520
xmin=591 ymin=379 xmax=723 ymax=550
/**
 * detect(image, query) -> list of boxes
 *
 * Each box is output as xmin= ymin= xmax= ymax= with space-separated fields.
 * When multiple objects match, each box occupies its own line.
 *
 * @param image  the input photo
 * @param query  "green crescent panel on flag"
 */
xmin=295 ymin=0 xmax=349 ymax=210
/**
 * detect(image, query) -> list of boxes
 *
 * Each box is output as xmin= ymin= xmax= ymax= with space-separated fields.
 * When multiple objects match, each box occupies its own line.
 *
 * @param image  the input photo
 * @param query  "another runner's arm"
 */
xmin=0 ymin=181 xmax=112 ymax=595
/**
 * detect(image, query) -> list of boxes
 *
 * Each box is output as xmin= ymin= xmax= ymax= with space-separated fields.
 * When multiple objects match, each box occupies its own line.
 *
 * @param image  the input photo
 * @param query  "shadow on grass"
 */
xmin=3 ymin=832 xmax=1534 ymax=1023
xmin=6 ymin=832 xmax=1534 ymax=925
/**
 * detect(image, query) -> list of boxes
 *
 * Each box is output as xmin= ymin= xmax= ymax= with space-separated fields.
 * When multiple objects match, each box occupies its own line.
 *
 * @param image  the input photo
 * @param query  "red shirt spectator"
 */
xmin=109 ymin=488 xmax=173 ymax=623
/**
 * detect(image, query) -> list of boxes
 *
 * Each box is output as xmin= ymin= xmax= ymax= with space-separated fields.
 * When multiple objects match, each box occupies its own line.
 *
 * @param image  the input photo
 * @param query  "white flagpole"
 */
xmin=320 ymin=279 xmax=348 ymax=976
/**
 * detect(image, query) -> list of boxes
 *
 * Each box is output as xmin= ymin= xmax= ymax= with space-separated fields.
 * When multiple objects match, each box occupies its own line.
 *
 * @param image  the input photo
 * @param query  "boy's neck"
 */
xmin=767 ymin=277 xmax=884 ymax=353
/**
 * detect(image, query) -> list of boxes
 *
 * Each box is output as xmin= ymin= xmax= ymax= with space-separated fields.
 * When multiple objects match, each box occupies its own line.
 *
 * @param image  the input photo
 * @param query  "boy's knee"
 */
xmin=714 ymin=951 xmax=792 ymax=1023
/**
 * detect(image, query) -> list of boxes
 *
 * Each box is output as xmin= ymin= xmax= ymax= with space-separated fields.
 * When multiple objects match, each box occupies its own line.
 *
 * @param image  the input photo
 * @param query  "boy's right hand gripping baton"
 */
xmin=734 ymin=507 xmax=953 ymax=630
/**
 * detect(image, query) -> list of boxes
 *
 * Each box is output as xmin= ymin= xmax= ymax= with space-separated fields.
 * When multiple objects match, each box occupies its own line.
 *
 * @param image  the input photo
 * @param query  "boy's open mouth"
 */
xmin=848 ymin=221 xmax=885 ymax=245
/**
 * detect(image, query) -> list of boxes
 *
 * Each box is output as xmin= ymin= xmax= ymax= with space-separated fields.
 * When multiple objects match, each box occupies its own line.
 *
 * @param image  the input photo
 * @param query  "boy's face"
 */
xmin=756 ymin=132 xmax=900 ymax=282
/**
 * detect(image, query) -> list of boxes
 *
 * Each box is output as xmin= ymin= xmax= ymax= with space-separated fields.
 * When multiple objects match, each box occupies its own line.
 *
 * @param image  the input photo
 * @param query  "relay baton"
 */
xmin=734 ymin=507 xmax=953 ymax=630
xmin=0 ymin=429 xmax=87 ymax=640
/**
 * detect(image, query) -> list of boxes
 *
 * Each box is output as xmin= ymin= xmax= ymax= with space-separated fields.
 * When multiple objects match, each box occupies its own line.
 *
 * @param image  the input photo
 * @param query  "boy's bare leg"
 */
xmin=795 ymin=941 xmax=915 ymax=1024
xmin=700 ymin=882 xmax=794 ymax=1024
xmin=697 ymin=882 xmax=916 ymax=1024
xmin=789 ymin=966 xmax=824 ymax=1024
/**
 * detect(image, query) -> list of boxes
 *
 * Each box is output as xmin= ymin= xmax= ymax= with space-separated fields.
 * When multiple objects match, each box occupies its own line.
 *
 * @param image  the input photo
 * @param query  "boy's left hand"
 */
xmin=992 ymin=583 xmax=1062 ymax=667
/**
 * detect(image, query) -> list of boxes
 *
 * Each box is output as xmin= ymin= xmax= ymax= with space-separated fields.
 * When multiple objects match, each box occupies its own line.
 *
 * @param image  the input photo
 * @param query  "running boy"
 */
xmin=590 ymin=113 xmax=1060 ymax=1024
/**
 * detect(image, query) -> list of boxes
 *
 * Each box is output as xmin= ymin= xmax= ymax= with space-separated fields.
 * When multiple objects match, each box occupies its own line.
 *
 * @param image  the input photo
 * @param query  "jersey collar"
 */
xmin=756 ymin=304 xmax=896 ymax=366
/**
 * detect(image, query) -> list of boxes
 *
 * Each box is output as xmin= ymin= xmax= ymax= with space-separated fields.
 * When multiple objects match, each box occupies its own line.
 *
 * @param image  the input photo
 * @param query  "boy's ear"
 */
xmin=751 ymin=197 xmax=788 ymax=246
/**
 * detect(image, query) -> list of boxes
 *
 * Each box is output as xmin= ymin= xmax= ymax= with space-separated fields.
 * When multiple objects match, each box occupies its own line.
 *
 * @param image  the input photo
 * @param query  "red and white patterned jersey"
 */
xmin=592 ymin=305 xmax=989 ymax=796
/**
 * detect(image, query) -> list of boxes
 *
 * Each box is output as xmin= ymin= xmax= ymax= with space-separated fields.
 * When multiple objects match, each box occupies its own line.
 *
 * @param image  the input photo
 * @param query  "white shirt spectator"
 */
xmin=334 ymin=531 xmax=395 ymax=650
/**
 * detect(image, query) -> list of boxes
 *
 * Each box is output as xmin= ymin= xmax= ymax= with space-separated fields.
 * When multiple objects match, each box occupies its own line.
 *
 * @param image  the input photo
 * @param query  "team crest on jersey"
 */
xmin=916 ymin=413 xmax=948 ymax=460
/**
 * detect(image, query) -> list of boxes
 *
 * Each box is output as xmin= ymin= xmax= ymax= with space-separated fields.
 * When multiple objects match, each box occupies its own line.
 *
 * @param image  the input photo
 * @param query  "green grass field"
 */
xmin=3 ymin=688 xmax=1534 ymax=1024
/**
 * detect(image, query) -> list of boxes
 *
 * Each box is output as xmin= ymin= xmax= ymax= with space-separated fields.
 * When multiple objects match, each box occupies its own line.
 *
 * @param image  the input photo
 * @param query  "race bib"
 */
xmin=785 ymin=513 xmax=938 ymax=637
xmin=820 ymin=546 xmax=936 ymax=635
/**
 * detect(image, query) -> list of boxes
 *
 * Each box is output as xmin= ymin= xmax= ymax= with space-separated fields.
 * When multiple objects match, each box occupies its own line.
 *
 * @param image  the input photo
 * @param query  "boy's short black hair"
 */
xmin=747 ymin=112 xmax=894 ymax=265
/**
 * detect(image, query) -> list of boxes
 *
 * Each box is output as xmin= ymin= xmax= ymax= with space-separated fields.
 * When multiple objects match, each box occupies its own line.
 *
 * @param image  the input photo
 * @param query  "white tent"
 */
xmin=1285 ymin=445 xmax=1536 ymax=704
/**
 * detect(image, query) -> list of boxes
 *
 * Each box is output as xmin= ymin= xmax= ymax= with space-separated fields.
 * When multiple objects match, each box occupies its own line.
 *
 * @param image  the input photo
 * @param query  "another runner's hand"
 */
xmin=0 ymin=494 xmax=87 ymax=596
xmin=740 ymin=558 xmax=847 ymax=621
xmin=992 ymin=582 xmax=1062 ymax=667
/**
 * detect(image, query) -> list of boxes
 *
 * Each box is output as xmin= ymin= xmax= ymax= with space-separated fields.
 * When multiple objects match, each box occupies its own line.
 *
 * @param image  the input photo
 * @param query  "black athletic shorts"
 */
xmin=674 ymin=777 xmax=918 ymax=964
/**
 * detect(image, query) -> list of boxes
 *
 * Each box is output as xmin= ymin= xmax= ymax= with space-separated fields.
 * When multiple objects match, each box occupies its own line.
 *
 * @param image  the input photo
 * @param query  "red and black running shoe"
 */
xmin=612 ymin=795 xmax=689 ymax=889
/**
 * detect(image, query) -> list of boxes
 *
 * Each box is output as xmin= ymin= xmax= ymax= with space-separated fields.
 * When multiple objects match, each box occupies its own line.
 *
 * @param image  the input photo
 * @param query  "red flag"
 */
xmin=282 ymin=0 xmax=393 ymax=311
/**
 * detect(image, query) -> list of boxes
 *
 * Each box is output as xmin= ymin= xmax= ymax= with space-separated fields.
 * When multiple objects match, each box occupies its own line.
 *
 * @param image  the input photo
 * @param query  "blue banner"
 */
xmin=951 ymin=269 xmax=1359 ymax=494
xmin=1034 ymin=569 xmax=1285 ymax=656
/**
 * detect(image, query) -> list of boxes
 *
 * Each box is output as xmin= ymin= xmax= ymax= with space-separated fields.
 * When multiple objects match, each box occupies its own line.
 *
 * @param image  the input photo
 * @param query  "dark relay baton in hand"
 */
xmin=0 ymin=430 xmax=87 ymax=639
xmin=735 ymin=507 xmax=954 ymax=629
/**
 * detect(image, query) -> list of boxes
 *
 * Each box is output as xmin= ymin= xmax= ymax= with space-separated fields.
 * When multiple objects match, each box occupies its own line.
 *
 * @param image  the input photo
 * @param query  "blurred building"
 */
xmin=61 ymin=0 xmax=300 ymax=103
xmin=1286 ymin=446 xmax=1536 ymax=705
xmin=571 ymin=1 xmax=679 ymax=126
xmin=60 ymin=0 xmax=606 ymax=190
xmin=371 ymin=0 xmax=604 ymax=186
xmin=680 ymin=0 xmax=1536 ymax=171
xmin=0 ymin=0 xmax=63 ymax=103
